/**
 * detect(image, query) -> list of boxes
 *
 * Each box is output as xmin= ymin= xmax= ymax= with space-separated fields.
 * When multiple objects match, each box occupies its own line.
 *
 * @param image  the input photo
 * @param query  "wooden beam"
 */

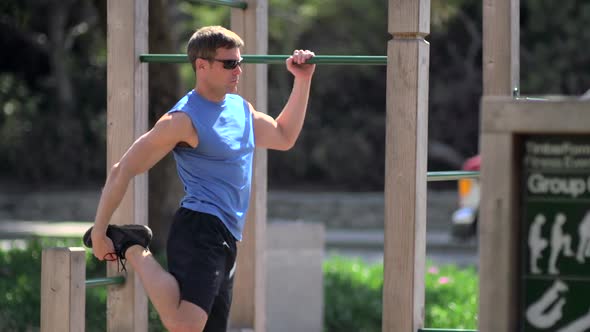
xmin=106 ymin=0 xmax=148 ymax=331
xmin=483 ymin=0 xmax=520 ymax=95
xmin=482 ymin=97 xmax=590 ymax=133
xmin=41 ymin=247 xmax=86 ymax=332
xmin=384 ymin=1 xmax=430 ymax=331
xmin=230 ymin=1 xmax=268 ymax=331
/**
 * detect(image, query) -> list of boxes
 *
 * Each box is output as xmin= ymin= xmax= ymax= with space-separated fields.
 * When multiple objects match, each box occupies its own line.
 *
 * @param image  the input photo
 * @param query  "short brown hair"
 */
xmin=187 ymin=26 xmax=244 ymax=71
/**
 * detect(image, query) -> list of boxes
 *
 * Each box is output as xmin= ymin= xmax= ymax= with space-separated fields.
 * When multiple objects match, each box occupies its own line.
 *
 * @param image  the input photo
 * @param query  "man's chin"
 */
xmin=227 ymin=86 xmax=238 ymax=94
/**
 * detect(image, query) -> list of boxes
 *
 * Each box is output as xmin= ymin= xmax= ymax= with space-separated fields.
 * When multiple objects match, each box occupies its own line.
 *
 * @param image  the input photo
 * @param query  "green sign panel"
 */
xmin=521 ymin=135 xmax=590 ymax=332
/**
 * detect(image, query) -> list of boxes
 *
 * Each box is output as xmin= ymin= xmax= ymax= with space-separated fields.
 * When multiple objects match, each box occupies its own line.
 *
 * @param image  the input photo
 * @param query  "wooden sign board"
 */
xmin=479 ymin=97 xmax=590 ymax=332
xmin=521 ymin=134 xmax=590 ymax=331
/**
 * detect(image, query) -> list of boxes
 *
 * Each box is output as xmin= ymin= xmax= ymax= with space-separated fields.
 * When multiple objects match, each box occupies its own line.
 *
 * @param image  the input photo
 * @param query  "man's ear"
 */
xmin=195 ymin=58 xmax=207 ymax=70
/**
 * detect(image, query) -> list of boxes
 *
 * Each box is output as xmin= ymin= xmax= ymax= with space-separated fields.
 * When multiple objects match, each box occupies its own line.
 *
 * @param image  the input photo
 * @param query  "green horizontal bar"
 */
xmin=418 ymin=329 xmax=477 ymax=332
xmin=85 ymin=276 xmax=125 ymax=288
xmin=139 ymin=54 xmax=388 ymax=65
xmin=139 ymin=54 xmax=190 ymax=63
xmin=189 ymin=0 xmax=247 ymax=9
xmin=515 ymin=96 xmax=548 ymax=101
xmin=427 ymin=171 xmax=480 ymax=182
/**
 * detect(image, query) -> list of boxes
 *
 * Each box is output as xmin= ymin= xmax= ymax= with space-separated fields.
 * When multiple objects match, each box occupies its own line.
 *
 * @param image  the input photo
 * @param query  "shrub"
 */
xmin=424 ymin=263 xmax=478 ymax=329
xmin=323 ymin=256 xmax=478 ymax=331
xmin=324 ymin=257 xmax=383 ymax=332
xmin=0 ymin=240 xmax=477 ymax=331
xmin=0 ymin=239 xmax=44 ymax=331
xmin=0 ymin=238 xmax=165 ymax=331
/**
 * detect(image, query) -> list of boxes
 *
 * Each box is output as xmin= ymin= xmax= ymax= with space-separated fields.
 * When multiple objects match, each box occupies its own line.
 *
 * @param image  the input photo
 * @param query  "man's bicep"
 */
xmin=118 ymin=131 xmax=176 ymax=176
xmin=118 ymin=114 xmax=190 ymax=175
xmin=252 ymin=111 xmax=289 ymax=150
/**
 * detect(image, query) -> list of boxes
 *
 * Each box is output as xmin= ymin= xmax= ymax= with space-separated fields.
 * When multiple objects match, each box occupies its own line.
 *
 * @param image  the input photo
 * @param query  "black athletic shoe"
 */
xmin=83 ymin=224 xmax=152 ymax=259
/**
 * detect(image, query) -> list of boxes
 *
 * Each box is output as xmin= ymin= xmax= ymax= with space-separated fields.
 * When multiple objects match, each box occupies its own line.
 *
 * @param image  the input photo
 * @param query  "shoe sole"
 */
xmin=83 ymin=224 xmax=152 ymax=249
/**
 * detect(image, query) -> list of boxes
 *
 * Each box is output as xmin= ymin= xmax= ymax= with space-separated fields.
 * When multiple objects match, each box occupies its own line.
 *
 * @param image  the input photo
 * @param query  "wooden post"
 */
xmin=483 ymin=0 xmax=520 ymax=95
xmin=480 ymin=0 xmax=519 ymax=330
xmin=41 ymin=247 xmax=86 ymax=332
xmin=479 ymin=131 xmax=517 ymax=332
xmin=107 ymin=0 xmax=149 ymax=331
xmin=230 ymin=1 xmax=268 ymax=331
xmin=384 ymin=1 xmax=430 ymax=331
xmin=479 ymin=100 xmax=522 ymax=332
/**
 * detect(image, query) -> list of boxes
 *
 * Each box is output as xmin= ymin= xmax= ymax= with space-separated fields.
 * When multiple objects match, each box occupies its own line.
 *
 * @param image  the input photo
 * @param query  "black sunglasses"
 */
xmin=204 ymin=58 xmax=243 ymax=70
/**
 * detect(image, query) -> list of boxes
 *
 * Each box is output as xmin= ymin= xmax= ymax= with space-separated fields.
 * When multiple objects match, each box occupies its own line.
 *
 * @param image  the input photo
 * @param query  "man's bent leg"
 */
xmin=125 ymin=245 xmax=208 ymax=332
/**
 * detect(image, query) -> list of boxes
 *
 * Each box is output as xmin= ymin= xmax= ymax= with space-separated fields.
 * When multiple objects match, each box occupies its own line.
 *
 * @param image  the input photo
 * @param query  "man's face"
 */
xmin=208 ymin=47 xmax=242 ymax=94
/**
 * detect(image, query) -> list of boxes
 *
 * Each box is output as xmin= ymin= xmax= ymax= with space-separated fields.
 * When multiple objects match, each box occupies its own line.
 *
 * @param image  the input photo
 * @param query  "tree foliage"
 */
xmin=520 ymin=1 xmax=590 ymax=94
xmin=1 ymin=0 xmax=589 ymax=190
xmin=0 ymin=0 xmax=107 ymax=185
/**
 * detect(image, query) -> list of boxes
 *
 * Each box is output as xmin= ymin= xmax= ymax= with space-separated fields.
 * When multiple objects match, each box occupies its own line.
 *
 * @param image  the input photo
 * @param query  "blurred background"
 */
xmin=1 ymin=0 xmax=590 ymax=247
xmin=1 ymin=0 xmax=590 ymax=330
xmin=0 ymin=0 xmax=590 ymax=244
xmin=2 ymin=0 xmax=590 ymax=252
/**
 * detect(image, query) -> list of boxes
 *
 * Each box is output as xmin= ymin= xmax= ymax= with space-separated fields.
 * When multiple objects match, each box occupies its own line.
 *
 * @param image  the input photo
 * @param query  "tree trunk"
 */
xmin=48 ymin=0 xmax=75 ymax=114
xmin=148 ymin=0 xmax=183 ymax=252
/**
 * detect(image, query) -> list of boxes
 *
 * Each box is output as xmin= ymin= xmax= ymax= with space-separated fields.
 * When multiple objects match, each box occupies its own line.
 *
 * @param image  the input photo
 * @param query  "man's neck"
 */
xmin=195 ymin=85 xmax=226 ymax=103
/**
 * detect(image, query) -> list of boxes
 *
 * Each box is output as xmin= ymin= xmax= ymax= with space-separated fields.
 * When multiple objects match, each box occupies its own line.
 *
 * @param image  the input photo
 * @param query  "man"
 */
xmin=83 ymin=26 xmax=315 ymax=331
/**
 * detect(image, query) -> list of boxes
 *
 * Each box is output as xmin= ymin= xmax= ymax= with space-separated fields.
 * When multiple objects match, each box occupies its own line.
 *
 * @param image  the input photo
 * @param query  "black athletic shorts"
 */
xmin=167 ymin=207 xmax=238 ymax=332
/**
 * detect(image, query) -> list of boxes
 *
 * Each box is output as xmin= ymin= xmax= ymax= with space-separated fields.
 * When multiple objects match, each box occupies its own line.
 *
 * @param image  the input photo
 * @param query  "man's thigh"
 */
xmin=167 ymin=208 xmax=237 ymax=326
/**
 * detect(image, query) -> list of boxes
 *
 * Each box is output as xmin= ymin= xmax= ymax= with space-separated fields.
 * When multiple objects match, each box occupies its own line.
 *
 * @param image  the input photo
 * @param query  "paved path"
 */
xmin=325 ymin=229 xmax=478 ymax=266
xmin=0 ymin=220 xmax=478 ymax=266
xmin=0 ymin=220 xmax=92 ymax=238
xmin=0 ymin=190 xmax=458 ymax=230
xmin=1 ymin=189 xmax=472 ymax=263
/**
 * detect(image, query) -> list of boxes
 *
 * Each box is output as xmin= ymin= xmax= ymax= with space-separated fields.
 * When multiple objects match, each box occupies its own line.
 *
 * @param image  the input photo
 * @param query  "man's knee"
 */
xmin=161 ymin=301 xmax=208 ymax=332
xmin=162 ymin=317 xmax=207 ymax=332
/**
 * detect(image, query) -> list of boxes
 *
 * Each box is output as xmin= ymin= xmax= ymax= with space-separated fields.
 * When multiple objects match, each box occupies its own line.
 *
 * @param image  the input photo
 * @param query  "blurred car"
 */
xmin=451 ymin=155 xmax=480 ymax=239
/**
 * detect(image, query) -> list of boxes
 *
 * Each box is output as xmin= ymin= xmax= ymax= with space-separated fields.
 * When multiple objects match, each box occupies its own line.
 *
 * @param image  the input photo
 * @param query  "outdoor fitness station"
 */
xmin=39 ymin=0 xmax=590 ymax=331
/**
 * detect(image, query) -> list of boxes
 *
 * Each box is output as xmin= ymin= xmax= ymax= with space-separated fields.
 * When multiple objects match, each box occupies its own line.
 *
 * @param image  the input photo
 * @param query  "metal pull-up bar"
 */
xmin=189 ymin=0 xmax=248 ymax=9
xmin=139 ymin=52 xmax=481 ymax=183
xmin=139 ymin=54 xmax=388 ymax=65
xmin=426 ymin=171 xmax=479 ymax=182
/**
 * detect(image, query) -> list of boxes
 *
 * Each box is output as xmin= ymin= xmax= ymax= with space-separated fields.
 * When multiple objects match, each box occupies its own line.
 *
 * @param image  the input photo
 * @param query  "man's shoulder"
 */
xmin=167 ymin=110 xmax=191 ymax=120
xmin=154 ymin=111 xmax=195 ymax=143
xmin=159 ymin=111 xmax=193 ymax=130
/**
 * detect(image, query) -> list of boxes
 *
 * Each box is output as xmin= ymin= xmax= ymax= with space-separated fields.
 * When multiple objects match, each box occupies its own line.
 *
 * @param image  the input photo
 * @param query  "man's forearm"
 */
xmin=93 ymin=165 xmax=131 ymax=233
xmin=275 ymin=77 xmax=312 ymax=147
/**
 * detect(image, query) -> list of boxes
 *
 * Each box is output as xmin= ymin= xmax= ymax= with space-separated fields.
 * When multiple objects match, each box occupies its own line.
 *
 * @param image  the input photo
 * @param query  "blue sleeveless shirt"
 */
xmin=168 ymin=90 xmax=254 ymax=241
